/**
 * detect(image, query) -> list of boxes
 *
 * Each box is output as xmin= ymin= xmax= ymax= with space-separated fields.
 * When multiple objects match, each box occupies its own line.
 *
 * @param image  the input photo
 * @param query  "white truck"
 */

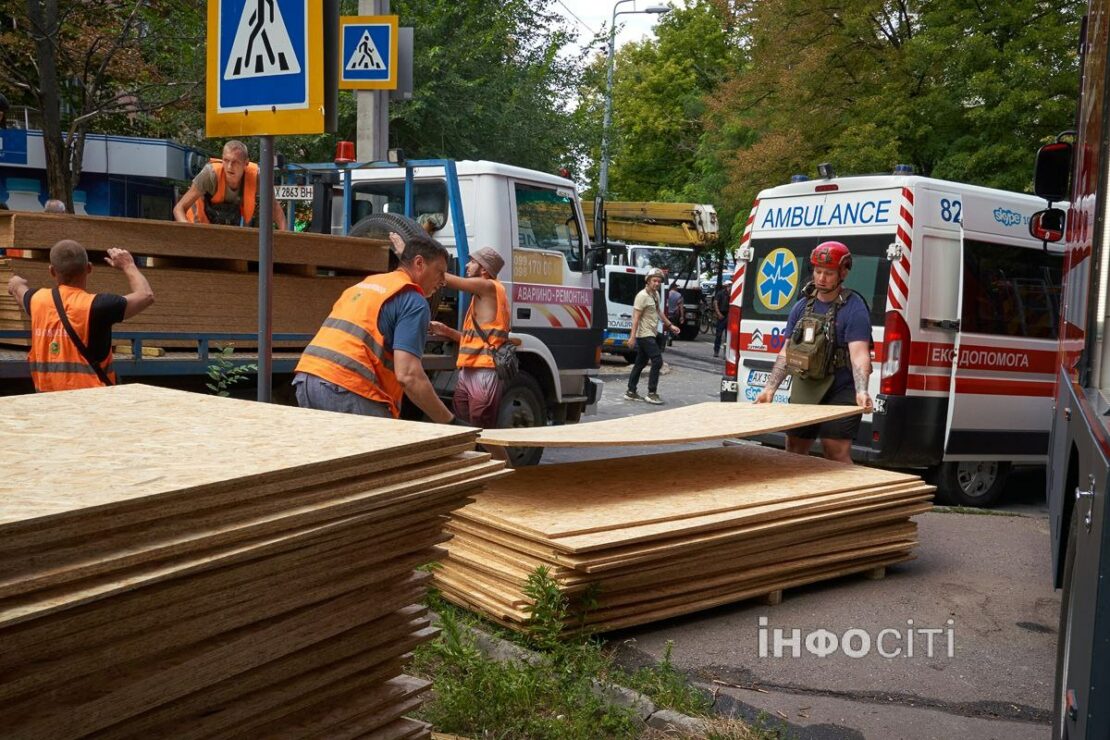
xmin=719 ymin=170 xmax=1061 ymax=505
xmin=317 ymin=158 xmax=605 ymax=465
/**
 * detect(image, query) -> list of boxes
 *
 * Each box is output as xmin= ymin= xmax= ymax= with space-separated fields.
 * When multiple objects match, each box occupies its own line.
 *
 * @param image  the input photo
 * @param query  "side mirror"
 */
xmin=1033 ymin=141 xmax=1072 ymax=203
xmin=1029 ymin=208 xmax=1066 ymax=243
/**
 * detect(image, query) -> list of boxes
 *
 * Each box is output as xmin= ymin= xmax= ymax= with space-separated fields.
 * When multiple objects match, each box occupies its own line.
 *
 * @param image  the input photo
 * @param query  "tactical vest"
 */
xmin=784 ymin=284 xmax=854 ymax=381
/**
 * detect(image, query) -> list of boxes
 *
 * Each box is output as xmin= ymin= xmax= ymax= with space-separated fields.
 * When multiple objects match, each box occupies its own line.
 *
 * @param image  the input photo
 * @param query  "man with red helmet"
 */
xmin=754 ymin=240 xmax=873 ymax=464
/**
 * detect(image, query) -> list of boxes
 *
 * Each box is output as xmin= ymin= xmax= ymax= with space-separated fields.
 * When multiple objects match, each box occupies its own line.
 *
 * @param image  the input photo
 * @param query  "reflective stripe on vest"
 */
xmin=185 ymin=159 xmax=259 ymax=225
xmin=294 ymin=271 xmax=423 ymax=417
xmin=457 ymin=279 xmax=511 ymax=369
xmin=27 ymin=287 xmax=116 ymax=392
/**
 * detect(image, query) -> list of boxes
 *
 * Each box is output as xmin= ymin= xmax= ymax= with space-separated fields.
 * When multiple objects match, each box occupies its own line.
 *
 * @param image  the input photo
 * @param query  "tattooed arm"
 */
xmin=754 ymin=343 xmax=790 ymax=404
xmin=849 ymin=339 xmax=873 ymax=412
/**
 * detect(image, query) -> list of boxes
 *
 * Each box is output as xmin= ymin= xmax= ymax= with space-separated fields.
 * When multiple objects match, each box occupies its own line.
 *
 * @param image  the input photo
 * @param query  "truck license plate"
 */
xmin=274 ymin=184 xmax=314 ymax=200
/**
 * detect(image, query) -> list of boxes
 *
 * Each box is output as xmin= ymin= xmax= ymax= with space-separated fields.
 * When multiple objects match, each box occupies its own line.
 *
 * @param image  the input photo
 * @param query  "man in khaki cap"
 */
xmin=430 ymin=246 xmax=512 ymax=427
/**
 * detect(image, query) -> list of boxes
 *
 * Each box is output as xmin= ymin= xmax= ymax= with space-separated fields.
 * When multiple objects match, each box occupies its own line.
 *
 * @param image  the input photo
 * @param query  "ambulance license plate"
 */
xmin=747 ymin=370 xmax=791 ymax=390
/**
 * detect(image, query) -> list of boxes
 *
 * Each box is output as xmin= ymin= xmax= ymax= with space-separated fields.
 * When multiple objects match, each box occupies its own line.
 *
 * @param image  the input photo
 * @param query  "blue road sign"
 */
xmin=339 ymin=15 xmax=398 ymax=90
xmin=207 ymin=0 xmax=324 ymax=136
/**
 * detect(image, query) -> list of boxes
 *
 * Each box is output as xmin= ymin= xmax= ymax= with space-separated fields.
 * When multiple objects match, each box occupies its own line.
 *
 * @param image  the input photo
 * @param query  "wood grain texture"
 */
xmin=0 ymin=211 xmax=389 ymax=272
xmin=0 ymin=384 xmax=501 ymax=737
xmin=476 ymin=402 xmax=863 ymax=447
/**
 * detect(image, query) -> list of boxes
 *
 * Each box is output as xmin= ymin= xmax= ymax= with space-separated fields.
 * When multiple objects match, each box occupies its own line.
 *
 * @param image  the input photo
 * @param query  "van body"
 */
xmin=720 ymin=174 xmax=1062 ymax=500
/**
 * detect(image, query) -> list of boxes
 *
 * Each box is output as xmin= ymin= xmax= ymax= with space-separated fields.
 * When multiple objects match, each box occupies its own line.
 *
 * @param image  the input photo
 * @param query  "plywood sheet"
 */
xmin=477 ymin=402 xmax=862 ymax=447
xmin=0 ymin=385 xmax=479 ymax=534
xmin=461 ymin=445 xmax=918 ymax=540
xmin=0 ymin=212 xmax=390 ymax=272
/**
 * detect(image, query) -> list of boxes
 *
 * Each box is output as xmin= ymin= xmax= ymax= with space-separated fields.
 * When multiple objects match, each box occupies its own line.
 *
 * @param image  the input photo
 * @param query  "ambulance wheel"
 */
xmin=496 ymin=371 xmax=545 ymax=467
xmin=932 ymin=460 xmax=1011 ymax=507
xmin=679 ymin=323 xmax=700 ymax=341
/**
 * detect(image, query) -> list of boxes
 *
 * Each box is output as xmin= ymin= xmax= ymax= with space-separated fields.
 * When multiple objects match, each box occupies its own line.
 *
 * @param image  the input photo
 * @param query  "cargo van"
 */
xmin=719 ymin=172 xmax=1062 ymax=505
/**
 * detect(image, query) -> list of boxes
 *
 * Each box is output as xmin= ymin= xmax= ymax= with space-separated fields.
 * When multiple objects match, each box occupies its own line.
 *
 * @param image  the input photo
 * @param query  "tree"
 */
xmin=709 ymin=0 xmax=1083 ymax=241
xmin=0 ymin=1 xmax=203 ymax=210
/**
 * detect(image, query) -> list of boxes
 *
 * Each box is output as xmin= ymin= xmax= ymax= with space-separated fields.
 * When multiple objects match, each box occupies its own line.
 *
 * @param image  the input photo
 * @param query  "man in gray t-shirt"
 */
xmin=172 ymin=140 xmax=286 ymax=229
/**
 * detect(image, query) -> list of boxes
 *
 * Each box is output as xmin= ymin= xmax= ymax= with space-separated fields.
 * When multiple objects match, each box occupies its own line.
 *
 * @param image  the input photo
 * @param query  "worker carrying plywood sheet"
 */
xmin=755 ymin=241 xmax=873 ymax=464
xmin=6 ymin=240 xmax=154 ymax=392
xmin=294 ymin=231 xmax=464 ymax=426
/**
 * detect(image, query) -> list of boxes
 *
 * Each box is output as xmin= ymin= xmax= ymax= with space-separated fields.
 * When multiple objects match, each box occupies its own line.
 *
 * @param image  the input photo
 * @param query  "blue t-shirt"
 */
xmin=378 ymin=289 xmax=430 ymax=358
xmin=783 ymin=291 xmax=871 ymax=393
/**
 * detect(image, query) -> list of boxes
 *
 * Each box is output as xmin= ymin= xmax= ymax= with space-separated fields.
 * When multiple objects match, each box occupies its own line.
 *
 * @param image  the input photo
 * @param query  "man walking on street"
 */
xmin=713 ymin=278 xmax=732 ymax=358
xmin=7 ymin=240 xmax=154 ymax=392
xmin=754 ymin=241 xmax=872 ymax=463
xmin=625 ymin=267 xmax=681 ymax=405
xmin=293 ymin=232 xmax=459 ymax=424
xmin=428 ymin=247 xmax=512 ymax=428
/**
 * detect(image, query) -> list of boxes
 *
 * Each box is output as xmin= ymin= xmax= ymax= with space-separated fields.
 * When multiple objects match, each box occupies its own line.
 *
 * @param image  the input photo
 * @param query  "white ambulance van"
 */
xmin=719 ymin=170 xmax=1063 ymax=506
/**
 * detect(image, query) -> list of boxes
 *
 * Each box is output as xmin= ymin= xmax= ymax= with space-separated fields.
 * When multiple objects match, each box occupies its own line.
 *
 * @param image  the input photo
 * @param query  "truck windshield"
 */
xmin=742 ymin=234 xmax=891 ymax=326
xmin=515 ymin=184 xmax=583 ymax=271
xmin=350 ymin=180 xmax=447 ymax=225
xmin=629 ymin=248 xmax=697 ymax=275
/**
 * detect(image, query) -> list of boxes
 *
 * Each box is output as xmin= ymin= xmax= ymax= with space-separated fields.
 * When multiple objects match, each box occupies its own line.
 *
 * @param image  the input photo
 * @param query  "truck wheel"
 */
xmin=679 ymin=323 xmax=700 ymax=341
xmin=1053 ymin=508 xmax=1079 ymax=739
xmin=932 ymin=460 xmax=1011 ymax=507
xmin=496 ymin=371 xmax=546 ymax=466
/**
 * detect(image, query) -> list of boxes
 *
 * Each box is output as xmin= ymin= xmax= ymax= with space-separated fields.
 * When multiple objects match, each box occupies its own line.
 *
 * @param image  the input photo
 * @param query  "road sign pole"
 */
xmin=258 ymin=135 xmax=275 ymax=403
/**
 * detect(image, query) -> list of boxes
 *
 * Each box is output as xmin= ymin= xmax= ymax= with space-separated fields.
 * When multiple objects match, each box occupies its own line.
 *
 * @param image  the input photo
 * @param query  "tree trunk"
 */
xmin=26 ymin=0 xmax=72 ymax=211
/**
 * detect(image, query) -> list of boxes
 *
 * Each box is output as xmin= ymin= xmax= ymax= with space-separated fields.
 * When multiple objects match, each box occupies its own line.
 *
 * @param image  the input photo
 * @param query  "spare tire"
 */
xmin=349 ymin=213 xmax=427 ymax=270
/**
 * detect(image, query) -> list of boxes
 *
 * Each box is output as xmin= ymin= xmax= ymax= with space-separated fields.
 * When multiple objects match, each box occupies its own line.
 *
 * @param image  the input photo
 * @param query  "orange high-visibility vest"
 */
xmin=27 ymin=286 xmax=116 ymax=392
xmin=457 ymin=279 xmax=511 ymax=369
xmin=295 ymin=271 xmax=423 ymax=417
xmin=185 ymin=159 xmax=259 ymax=225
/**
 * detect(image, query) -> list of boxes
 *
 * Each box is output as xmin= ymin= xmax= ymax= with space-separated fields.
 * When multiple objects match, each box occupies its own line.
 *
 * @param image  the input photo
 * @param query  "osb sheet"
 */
xmin=476 ymin=401 xmax=862 ymax=447
xmin=0 ymin=385 xmax=478 ymax=531
xmin=462 ymin=444 xmax=919 ymax=540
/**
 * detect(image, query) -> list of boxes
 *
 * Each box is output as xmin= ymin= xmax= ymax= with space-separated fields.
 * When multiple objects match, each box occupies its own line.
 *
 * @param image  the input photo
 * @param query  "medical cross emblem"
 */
xmin=757 ymin=248 xmax=798 ymax=311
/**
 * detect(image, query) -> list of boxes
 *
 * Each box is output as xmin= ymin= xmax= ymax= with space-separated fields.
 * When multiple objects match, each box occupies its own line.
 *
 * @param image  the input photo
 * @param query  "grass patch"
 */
xmin=413 ymin=568 xmax=779 ymax=739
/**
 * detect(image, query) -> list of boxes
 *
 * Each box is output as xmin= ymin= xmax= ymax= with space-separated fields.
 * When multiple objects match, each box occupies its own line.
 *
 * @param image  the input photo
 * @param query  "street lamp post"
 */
xmin=598 ymin=1 xmax=670 ymax=201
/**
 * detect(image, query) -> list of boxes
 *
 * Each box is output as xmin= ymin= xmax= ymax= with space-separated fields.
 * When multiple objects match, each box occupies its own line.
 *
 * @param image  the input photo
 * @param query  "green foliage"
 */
xmin=522 ymin=565 xmax=570 ymax=651
xmin=622 ymin=641 xmax=712 ymax=717
xmin=411 ymin=602 xmax=640 ymax=739
xmin=205 ymin=346 xmax=257 ymax=397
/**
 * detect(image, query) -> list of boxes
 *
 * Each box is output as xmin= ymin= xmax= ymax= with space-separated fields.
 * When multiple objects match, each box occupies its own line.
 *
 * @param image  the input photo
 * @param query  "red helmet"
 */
xmin=810 ymin=241 xmax=852 ymax=270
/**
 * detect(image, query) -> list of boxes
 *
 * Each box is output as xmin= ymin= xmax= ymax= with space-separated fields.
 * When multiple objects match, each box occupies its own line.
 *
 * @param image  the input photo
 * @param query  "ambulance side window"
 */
xmin=961 ymin=239 xmax=1062 ymax=339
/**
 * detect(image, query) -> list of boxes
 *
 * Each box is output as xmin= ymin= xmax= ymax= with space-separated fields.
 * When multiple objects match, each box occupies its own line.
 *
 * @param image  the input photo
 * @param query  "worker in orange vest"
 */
xmin=6 ymin=240 xmax=154 ymax=392
xmin=293 ymin=232 xmax=459 ymax=423
xmin=428 ymin=246 xmax=513 ymax=428
xmin=172 ymin=140 xmax=286 ymax=229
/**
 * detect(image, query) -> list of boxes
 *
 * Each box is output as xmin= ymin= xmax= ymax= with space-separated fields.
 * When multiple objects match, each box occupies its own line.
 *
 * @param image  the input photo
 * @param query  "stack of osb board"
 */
xmin=437 ymin=404 xmax=934 ymax=634
xmin=0 ymin=212 xmax=389 ymax=347
xmin=0 ymin=384 xmax=506 ymax=739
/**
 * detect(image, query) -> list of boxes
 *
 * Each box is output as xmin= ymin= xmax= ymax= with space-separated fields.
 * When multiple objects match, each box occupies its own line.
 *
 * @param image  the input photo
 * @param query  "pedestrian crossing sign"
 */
xmin=207 ymin=0 xmax=325 ymax=136
xmin=338 ymin=15 xmax=398 ymax=90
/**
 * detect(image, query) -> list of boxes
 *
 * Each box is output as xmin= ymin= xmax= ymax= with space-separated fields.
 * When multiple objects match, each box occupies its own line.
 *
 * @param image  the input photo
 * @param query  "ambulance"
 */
xmin=719 ymin=169 xmax=1063 ymax=505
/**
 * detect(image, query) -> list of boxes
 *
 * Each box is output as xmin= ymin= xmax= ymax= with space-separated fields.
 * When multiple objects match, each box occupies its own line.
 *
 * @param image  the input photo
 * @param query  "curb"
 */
xmin=431 ymin=614 xmax=707 ymax=735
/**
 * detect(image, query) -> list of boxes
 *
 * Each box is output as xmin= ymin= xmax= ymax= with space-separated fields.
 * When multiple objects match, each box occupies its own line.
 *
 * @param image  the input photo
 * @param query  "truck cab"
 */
xmin=328 ymin=160 xmax=605 ymax=463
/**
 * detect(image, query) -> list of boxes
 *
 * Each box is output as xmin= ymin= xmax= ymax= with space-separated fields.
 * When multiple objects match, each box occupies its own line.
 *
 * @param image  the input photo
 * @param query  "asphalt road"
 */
xmin=542 ymin=333 xmax=1058 ymax=739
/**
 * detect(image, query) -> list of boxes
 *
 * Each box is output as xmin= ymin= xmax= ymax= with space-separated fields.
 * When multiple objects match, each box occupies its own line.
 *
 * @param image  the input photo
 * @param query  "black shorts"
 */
xmin=788 ymin=385 xmax=861 ymax=440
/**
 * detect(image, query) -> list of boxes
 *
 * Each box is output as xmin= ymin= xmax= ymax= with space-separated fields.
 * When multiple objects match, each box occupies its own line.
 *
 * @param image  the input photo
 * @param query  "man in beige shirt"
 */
xmin=624 ymin=268 xmax=681 ymax=404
